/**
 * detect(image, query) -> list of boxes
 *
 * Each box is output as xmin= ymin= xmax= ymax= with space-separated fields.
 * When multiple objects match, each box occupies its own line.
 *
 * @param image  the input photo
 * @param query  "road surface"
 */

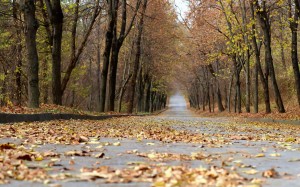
xmin=1 ymin=93 xmax=300 ymax=187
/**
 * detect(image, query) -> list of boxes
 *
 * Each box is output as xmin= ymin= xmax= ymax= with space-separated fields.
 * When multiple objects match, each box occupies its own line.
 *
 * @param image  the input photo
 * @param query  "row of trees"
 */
xmin=0 ymin=0 xmax=179 ymax=113
xmin=182 ymin=0 xmax=300 ymax=113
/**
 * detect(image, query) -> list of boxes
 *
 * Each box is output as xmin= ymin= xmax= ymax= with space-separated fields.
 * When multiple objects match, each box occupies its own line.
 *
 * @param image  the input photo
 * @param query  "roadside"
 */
xmin=0 ymin=105 xmax=167 ymax=124
xmin=190 ymin=108 xmax=300 ymax=125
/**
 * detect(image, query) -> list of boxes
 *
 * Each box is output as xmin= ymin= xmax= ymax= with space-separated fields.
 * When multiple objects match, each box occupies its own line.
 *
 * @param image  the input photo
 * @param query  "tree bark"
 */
xmin=227 ymin=73 xmax=233 ymax=112
xmin=100 ymin=0 xmax=115 ymax=112
xmin=290 ymin=0 xmax=300 ymax=106
xmin=207 ymin=64 xmax=224 ymax=112
xmin=233 ymin=57 xmax=242 ymax=113
xmin=13 ymin=0 xmax=23 ymax=106
xmin=144 ymin=77 xmax=151 ymax=112
xmin=127 ymin=0 xmax=147 ymax=113
xmin=50 ymin=0 xmax=63 ymax=105
xmin=239 ymin=0 xmax=250 ymax=113
xmin=96 ymin=21 xmax=102 ymax=112
xmin=250 ymin=1 xmax=271 ymax=113
xmin=107 ymin=0 xmax=141 ymax=111
xmin=24 ymin=0 xmax=40 ymax=108
xmin=255 ymin=0 xmax=285 ymax=113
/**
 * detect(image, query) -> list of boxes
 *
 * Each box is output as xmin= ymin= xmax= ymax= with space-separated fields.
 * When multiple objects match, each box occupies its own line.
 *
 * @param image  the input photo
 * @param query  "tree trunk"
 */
xmin=107 ymin=43 xmax=120 ymax=111
xmin=250 ymin=2 xmax=271 ymax=113
xmin=290 ymin=0 xmax=300 ymax=106
xmin=279 ymin=10 xmax=287 ymax=70
xmin=233 ymin=58 xmax=242 ymax=113
xmin=207 ymin=83 xmax=211 ymax=113
xmin=96 ymin=21 xmax=102 ymax=112
xmin=106 ymin=0 xmax=141 ymax=112
xmin=13 ymin=0 xmax=23 ymax=106
xmin=265 ymin=30 xmax=285 ymax=113
xmin=255 ymin=1 xmax=285 ymax=113
xmin=227 ymin=73 xmax=233 ymax=112
xmin=100 ymin=0 xmax=115 ymax=112
xmin=42 ymin=59 xmax=49 ymax=104
xmin=202 ymin=84 xmax=206 ymax=111
xmin=24 ymin=0 xmax=40 ymax=108
xmin=207 ymin=63 xmax=224 ymax=112
xmin=127 ymin=0 xmax=147 ymax=113
xmin=254 ymin=63 xmax=259 ymax=113
xmin=239 ymin=0 xmax=251 ymax=113
xmin=144 ymin=79 xmax=151 ymax=112
xmin=51 ymin=0 xmax=63 ymax=105
xmin=137 ymin=67 xmax=144 ymax=112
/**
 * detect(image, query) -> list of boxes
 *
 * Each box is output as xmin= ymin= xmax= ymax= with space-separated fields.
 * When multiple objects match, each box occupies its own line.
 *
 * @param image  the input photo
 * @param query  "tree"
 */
xmin=23 ymin=0 xmax=40 ymax=108
xmin=44 ymin=0 xmax=64 ymax=105
xmin=99 ymin=0 xmax=115 ymax=112
xmin=106 ymin=0 xmax=141 ymax=111
xmin=254 ymin=0 xmax=285 ymax=113
xmin=127 ymin=0 xmax=147 ymax=113
xmin=288 ymin=0 xmax=300 ymax=106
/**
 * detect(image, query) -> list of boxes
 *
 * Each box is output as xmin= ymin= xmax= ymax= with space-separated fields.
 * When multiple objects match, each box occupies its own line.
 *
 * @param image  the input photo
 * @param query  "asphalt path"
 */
xmin=2 ymin=93 xmax=300 ymax=187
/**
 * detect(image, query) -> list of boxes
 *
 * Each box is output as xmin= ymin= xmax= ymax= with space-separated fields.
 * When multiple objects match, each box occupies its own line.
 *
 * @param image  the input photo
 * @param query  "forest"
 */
xmin=0 ymin=0 xmax=299 ymax=115
xmin=1 ymin=1 xmax=300 ymax=186
xmin=183 ymin=0 xmax=300 ymax=115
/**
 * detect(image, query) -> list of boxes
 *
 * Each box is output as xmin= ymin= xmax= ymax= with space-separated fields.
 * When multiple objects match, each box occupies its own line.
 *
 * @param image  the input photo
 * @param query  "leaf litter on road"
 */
xmin=0 ymin=116 xmax=299 ymax=186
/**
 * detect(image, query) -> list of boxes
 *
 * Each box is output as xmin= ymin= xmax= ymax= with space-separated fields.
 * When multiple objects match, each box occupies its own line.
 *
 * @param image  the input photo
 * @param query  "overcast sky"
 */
xmin=173 ymin=0 xmax=189 ymax=20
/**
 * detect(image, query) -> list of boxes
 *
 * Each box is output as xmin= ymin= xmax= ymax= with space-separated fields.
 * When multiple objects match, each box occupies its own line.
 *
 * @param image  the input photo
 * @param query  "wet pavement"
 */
xmin=2 ymin=93 xmax=300 ymax=187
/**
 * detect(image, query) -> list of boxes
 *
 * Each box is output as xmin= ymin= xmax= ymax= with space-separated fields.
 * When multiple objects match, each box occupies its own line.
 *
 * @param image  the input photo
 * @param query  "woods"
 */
xmin=1 ymin=0 xmax=299 ymax=115
xmin=0 ymin=0 xmax=177 ymax=113
xmin=182 ymin=0 xmax=300 ymax=114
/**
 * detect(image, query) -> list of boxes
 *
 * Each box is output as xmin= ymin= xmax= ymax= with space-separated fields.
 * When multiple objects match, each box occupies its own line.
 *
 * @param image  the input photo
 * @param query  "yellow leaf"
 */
xmin=113 ymin=142 xmax=121 ymax=146
xmin=243 ymin=169 xmax=259 ymax=175
xmin=255 ymin=153 xmax=265 ymax=158
xmin=35 ymin=156 xmax=44 ymax=161
xmin=147 ymin=153 xmax=157 ymax=159
xmin=269 ymin=153 xmax=281 ymax=157
xmin=154 ymin=181 xmax=165 ymax=187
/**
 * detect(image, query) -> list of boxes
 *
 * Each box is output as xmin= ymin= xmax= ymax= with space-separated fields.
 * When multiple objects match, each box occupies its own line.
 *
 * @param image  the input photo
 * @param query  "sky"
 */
xmin=173 ymin=0 xmax=189 ymax=20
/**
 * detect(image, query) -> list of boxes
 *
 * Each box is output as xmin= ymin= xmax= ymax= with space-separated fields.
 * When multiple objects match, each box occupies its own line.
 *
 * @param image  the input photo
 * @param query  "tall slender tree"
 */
xmin=23 ymin=0 xmax=40 ymax=108
xmin=289 ymin=0 xmax=300 ymax=106
xmin=128 ymin=0 xmax=147 ymax=113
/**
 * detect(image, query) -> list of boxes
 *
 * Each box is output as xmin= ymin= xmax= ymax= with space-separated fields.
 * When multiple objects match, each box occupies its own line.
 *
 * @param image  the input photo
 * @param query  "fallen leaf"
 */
xmin=146 ymin=143 xmax=155 ymax=146
xmin=79 ymin=136 xmax=89 ymax=143
xmin=262 ymin=168 xmax=279 ymax=178
xmin=243 ymin=169 xmax=259 ymax=175
xmin=94 ymin=152 xmax=105 ymax=158
xmin=255 ymin=153 xmax=265 ymax=158
xmin=67 ymin=159 xmax=74 ymax=165
xmin=269 ymin=153 xmax=281 ymax=157
xmin=113 ymin=142 xmax=121 ymax=146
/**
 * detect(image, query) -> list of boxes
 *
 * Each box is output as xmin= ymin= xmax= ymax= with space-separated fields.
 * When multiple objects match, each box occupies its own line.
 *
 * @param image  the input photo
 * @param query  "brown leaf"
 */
xmin=0 ymin=143 xmax=15 ymax=150
xmin=262 ymin=168 xmax=280 ymax=178
xmin=94 ymin=152 xmax=105 ymax=158
xmin=17 ymin=154 xmax=32 ymax=161
xmin=79 ymin=136 xmax=89 ymax=143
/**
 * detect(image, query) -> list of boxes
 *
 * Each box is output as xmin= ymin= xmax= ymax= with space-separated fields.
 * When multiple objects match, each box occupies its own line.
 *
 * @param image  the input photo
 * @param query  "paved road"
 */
xmin=2 ymin=93 xmax=300 ymax=187
xmin=160 ymin=94 xmax=300 ymax=187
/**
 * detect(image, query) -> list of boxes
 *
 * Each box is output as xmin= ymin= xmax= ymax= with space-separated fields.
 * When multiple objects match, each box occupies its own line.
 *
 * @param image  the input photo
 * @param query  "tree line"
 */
xmin=0 ymin=0 xmax=179 ymax=113
xmin=182 ymin=0 xmax=300 ymax=114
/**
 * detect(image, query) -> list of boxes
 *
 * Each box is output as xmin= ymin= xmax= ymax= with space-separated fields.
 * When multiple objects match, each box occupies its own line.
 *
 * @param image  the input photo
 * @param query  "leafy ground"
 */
xmin=0 ymin=113 xmax=300 ymax=187
xmin=193 ymin=106 xmax=300 ymax=121
xmin=0 ymin=104 xmax=110 ymax=116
